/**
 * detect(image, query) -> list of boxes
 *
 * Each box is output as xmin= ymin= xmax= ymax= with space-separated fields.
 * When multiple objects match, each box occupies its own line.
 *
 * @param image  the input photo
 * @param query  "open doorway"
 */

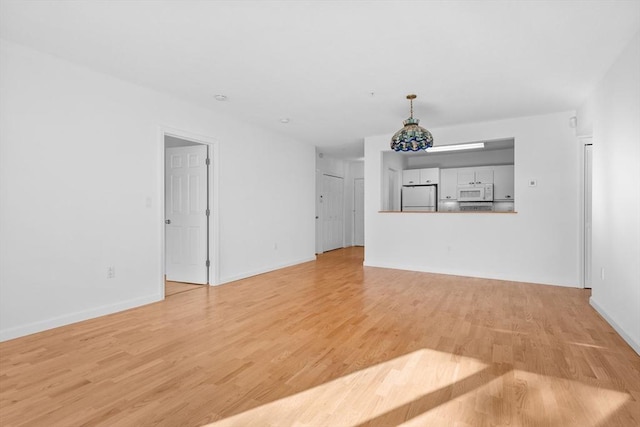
xmin=162 ymin=132 xmax=218 ymax=297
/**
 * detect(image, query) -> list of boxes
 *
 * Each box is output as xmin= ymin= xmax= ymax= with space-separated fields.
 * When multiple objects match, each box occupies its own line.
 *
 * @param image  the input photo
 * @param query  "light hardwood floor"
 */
xmin=1 ymin=247 xmax=639 ymax=426
xmin=165 ymin=280 xmax=203 ymax=297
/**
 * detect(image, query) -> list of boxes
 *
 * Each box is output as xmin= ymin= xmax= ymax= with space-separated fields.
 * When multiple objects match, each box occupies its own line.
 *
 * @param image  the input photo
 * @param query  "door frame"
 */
xmin=315 ymin=169 xmax=323 ymax=254
xmin=353 ymin=177 xmax=364 ymax=246
xmin=577 ymin=136 xmax=593 ymax=288
xmin=158 ymin=126 xmax=220 ymax=296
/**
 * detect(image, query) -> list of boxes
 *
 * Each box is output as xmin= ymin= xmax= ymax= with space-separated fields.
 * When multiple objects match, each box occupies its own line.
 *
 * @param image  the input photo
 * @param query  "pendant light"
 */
xmin=390 ymin=94 xmax=434 ymax=152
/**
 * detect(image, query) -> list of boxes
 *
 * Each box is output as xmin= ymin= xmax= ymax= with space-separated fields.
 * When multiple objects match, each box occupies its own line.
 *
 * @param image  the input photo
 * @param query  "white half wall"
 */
xmin=365 ymin=111 xmax=581 ymax=287
xmin=0 ymin=40 xmax=316 ymax=341
xmin=580 ymin=31 xmax=640 ymax=354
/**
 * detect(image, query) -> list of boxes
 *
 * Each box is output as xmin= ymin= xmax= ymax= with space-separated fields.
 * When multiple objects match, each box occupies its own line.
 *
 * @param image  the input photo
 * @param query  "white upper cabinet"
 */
xmin=457 ymin=169 xmax=476 ymax=185
xmin=493 ymin=165 xmax=515 ymax=200
xmin=402 ymin=169 xmax=420 ymax=185
xmin=457 ymin=167 xmax=494 ymax=185
xmin=403 ymin=168 xmax=439 ymax=185
xmin=475 ymin=168 xmax=494 ymax=184
xmin=419 ymin=168 xmax=439 ymax=184
xmin=440 ymin=168 xmax=458 ymax=200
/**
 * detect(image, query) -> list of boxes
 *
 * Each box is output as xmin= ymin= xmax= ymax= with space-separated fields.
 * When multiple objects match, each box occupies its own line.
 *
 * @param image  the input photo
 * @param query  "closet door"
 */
xmin=322 ymin=174 xmax=344 ymax=252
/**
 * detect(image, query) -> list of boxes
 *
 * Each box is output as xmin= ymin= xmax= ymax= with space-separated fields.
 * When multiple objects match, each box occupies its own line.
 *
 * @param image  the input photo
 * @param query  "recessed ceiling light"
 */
xmin=214 ymin=94 xmax=227 ymax=101
xmin=280 ymin=118 xmax=290 ymax=124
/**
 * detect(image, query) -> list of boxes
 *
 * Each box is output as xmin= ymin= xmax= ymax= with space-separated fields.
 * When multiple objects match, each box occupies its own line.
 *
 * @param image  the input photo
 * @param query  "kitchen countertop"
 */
xmin=378 ymin=211 xmax=518 ymax=214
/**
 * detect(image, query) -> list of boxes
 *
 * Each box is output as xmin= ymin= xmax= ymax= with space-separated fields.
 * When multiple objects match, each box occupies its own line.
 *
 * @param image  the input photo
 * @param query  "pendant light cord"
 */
xmin=406 ymin=94 xmax=417 ymax=119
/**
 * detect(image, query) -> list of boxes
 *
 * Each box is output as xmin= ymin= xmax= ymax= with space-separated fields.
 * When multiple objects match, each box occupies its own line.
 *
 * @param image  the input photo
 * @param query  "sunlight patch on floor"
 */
xmin=203 ymin=349 xmax=631 ymax=427
xmin=567 ymin=341 xmax=608 ymax=350
xmin=399 ymin=369 xmax=630 ymax=427
xmin=204 ymin=349 xmax=487 ymax=427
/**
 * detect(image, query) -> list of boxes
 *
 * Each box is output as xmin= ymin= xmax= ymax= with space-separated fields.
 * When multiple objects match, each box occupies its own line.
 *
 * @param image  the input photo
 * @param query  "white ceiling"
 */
xmin=1 ymin=1 xmax=639 ymax=160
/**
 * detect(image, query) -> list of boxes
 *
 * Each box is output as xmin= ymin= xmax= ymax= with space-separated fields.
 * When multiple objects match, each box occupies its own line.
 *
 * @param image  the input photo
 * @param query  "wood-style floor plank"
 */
xmin=1 ymin=247 xmax=639 ymax=426
xmin=165 ymin=280 xmax=203 ymax=297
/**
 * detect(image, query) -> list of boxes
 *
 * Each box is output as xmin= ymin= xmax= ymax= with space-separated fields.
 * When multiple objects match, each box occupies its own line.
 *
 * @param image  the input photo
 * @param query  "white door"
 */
xmin=322 ymin=174 xmax=344 ymax=252
xmin=354 ymin=178 xmax=364 ymax=246
xmin=165 ymin=145 xmax=208 ymax=284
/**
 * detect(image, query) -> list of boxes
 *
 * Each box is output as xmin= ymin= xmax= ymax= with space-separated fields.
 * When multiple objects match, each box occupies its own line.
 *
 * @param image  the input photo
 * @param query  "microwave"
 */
xmin=457 ymin=183 xmax=494 ymax=202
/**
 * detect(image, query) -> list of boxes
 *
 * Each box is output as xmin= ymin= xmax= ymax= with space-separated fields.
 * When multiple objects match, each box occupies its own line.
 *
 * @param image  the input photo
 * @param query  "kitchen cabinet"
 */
xmin=476 ymin=169 xmax=494 ymax=184
xmin=493 ymin=165 xmax=514 ymax=200
xmin=439 ymin=168 xmax=458 ymax=200
xmin=457 ymin=167 xmax=494 ymax=185
xmin=419 ymin=168 xmax=439 ymax=184
xmin=403 ymin=168 xmax=439 ymax=185
xmin=402 ymin=169 xmax=420 ymax=185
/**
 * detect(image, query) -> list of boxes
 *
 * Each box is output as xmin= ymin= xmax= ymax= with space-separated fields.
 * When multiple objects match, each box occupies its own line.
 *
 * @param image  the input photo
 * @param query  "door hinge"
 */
xmin=206 ymin=208 xmax=210 ymax=216
xmin=206 ymin=157 xmax=211 ymax=166
xmin=206 ymin=260 xmax=210 ymax=267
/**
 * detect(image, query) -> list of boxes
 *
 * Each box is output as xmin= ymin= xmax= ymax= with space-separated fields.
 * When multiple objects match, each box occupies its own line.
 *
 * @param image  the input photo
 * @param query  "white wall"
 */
xmin=365 ymin=111 xmax=581 ymax=287
xmin=579 ymin=32 xmax=640 ymax=354
xmin=0 ymin=40 xmax=316 ymax=341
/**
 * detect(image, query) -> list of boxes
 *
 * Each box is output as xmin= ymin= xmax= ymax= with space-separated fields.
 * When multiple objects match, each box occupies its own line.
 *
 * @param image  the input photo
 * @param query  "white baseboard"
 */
xmin=217 ymin=256 xmax=316 ymax=285
xmin=0 ymin=293 xmax=163 ymax=342
xmin=362 ymin=260 xmax=580 ymax=288
xmin=590 ymin=297 xmax=640 ymax=355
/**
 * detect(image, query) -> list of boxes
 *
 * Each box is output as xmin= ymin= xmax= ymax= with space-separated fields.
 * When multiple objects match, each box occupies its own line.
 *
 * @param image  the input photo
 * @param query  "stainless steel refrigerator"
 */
xmin=402 ymin=185 xmax=437 ymax=212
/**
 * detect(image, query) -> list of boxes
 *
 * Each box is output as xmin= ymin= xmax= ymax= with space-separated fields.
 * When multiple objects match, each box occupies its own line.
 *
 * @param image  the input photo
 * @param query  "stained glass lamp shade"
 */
xmin=390 ymin=94 xmax=434 ymax=152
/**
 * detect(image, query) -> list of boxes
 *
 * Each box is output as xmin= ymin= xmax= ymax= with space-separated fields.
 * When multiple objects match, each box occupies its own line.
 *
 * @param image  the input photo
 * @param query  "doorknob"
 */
xmin=165 ymin=219 xmax=171 ymax=224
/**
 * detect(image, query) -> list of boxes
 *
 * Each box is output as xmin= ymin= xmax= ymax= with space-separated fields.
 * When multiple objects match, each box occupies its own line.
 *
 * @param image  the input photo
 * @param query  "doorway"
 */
xmin=162 ymin=131 xmax=219 ymax=296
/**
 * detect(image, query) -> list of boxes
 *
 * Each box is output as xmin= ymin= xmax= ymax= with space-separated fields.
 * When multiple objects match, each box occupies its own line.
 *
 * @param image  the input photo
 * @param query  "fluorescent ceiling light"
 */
xmin=426 ymin=142 xmax=485 ymax=153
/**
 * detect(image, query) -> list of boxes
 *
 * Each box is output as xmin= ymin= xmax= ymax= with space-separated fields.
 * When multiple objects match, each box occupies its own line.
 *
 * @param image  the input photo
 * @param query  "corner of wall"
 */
xmin=590 ymin=297 xmax=640 ymax=355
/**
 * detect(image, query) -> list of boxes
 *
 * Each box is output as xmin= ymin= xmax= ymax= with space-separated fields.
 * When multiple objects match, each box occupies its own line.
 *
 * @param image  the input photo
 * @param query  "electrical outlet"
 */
xmin=107 ymin=266 xmax=115 ymax=279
